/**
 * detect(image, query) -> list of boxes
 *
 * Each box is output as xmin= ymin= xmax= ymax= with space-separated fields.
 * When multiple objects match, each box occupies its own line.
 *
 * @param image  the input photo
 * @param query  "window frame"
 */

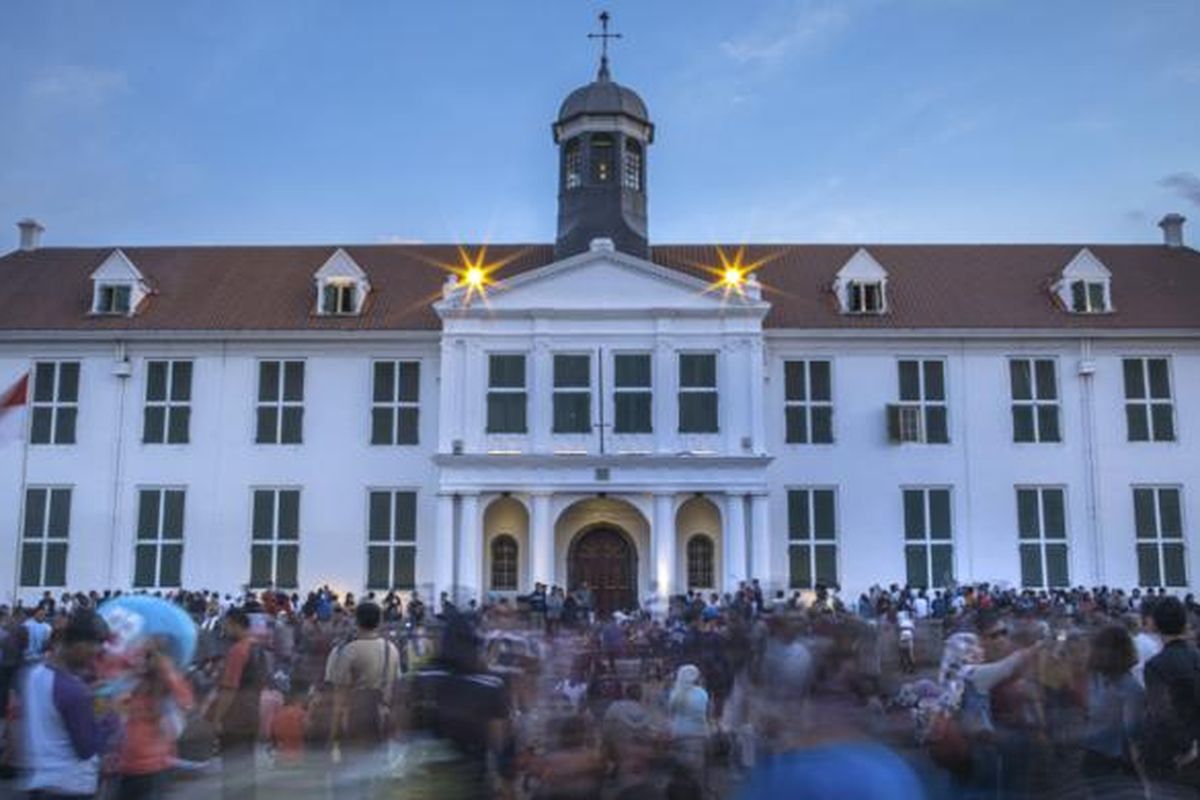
xmin=134 ymin=486 xmax=186 ymax=588
xmin=677 ymin=352 xmax=719 ymax=434
xmin=249 ymin=487 xmax=301 ymax=589
xmin=490 ymin=533 xmax=519 ymax=592
xmin=622 ymin=140 xmax=643 ymax=192
xmin=590 ymin=133 xmax=614 ymax=183
xmin=783 ymin=359 xmax=834 ymax=444
xmin=93 ymin=282 xmax=133 ymax=315
xmin=1008 ymin=357 xmax=1061 ymax=444
xmin=19 ymin=486 xmax=71 ymax=587
xmin=366 ymin=489 xmax=418 ymax=590
xmin=896 ymin=358 xmax=949 ymax=444
xmin=563 ymin=138 xmax=583 ymax=190
xmin=255 ymin=359 xmax=305 ymax=445
xmin=787 ymin=487 xmax=838 ymax=590
xmin=613 ymin=352 xmax=653 ymax=434
xmin=686 ymin=534 xmax=716 ymax=590
xmin=1015 ymin=486 xmax=1069 ymax=589
xmin=902 ymin=486 xmax=954 ymax=589
xmin=30 ymin=361 xmax=80 ymax=446
xmin=486 ymin=353 xmax=528 ymax=435
xmin=1133 ymin=485 xmax=1187 ymax=588
xmin=143 ymin=359 xmax=193 ymax=445
xmin=552 ymin=353 xmax=593 ymax=435
xmin=846 ymin=280 xmax=885 ymax=314
xmin=321 ymin=281 xmax=359 ymax=315
xmin=1069 ymin=279 xmax=1109 ymax=313
xmin=370 ymin=359 xmax=420 ymax=446
xmin=1123 ymin=357 xmax=1176 ymax=443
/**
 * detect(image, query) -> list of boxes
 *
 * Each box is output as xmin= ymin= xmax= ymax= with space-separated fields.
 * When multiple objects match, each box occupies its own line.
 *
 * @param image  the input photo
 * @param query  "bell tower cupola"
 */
xmin=553 ymin=12 xmax=654 ymax=260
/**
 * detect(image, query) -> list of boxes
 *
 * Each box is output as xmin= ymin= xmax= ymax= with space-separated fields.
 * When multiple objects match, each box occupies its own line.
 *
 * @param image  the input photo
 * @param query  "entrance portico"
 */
xmin=434 ymin=451 xmax=772 ymax=608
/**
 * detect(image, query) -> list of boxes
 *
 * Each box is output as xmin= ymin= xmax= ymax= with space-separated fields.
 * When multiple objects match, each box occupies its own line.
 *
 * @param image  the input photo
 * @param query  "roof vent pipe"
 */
xmin=17 ymin=218 xmax=44 ymax=251
xmin=1158 ymin=213 xmax=1185 ymax=249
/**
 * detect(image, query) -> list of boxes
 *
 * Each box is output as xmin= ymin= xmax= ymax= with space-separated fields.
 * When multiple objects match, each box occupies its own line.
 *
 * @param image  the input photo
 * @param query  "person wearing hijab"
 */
xmin=668 ymin=663 xmax=711 ymax=785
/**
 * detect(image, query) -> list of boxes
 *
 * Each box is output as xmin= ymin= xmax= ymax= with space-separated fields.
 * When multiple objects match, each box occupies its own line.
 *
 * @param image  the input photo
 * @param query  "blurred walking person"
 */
xmin=209 ymin=609 xmax=266 ymax=800
xmin=668 ymin=663 xmax=710 ymax=788
xmin=17 ymin=610 xmax=115 ymax=800
xmin=114 ymin=639 xmax=195 ymax=800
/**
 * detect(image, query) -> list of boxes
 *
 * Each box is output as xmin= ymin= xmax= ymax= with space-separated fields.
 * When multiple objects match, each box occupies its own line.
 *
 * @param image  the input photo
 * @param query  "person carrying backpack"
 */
xmin=329 ymin=601 xmax=400 ymax=798
xmin=210 ymin=608 xmax=266 ymax=800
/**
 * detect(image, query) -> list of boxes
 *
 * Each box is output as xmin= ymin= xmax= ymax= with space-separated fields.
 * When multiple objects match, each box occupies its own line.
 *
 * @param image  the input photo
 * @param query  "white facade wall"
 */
xmin=2 ymin=316 xmax=1197 ymax=603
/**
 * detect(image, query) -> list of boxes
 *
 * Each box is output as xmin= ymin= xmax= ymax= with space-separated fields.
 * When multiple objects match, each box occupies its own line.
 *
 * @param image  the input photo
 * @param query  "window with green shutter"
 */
xmin=134 ymin=488 xmax=185 ymax=588
xmin=250 ymin=488 xmax=300 ymax=588
xmin=613 ymin=354 xmax=652 ymax=434
xmin=487 ymin=354 xmax=527 ymax=433
xmin=1009 ymin=359 xmax=1059 ymax=443
xmin=901 ymin=488 xmax=953 ymax=588
xmin=367 ymin=490 xmax=418 ymax=590
xmin=30 ymin=362 xmax=79 ymax=445
xmin=1016 ymin=487 xmax=1069 ymax=588
xmin=371 ymin=361 xmax=420 ymax=445
xmin=552 ymin=355 xmax=591 ymax=434
xmin=20 ymin=487 xmax=71 ymax=587
xmin=1134 ymin=487 xmax=1186 ymax=587
xmin=1123 ymin=358 xmax=1174 ymax=442
xmin=256 ymin=361 xmax=304 ymax=444
xmin=788 ymin=488 xmax=837 ymax=589
xmin=678 ymin=353 xmax=718 ymax=433
xmin=143 ymin=361 xmax=192 ymax=444
xmin=784 ymin=360 xmax=833 ymax=444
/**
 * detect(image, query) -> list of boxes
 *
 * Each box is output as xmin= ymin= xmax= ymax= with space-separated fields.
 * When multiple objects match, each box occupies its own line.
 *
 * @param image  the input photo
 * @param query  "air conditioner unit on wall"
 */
xmin=886 ymin=404 xmax=923 ymax=443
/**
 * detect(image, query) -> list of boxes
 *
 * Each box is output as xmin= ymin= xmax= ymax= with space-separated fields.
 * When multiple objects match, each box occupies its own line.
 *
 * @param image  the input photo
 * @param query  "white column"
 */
xmin=457 ymin=492 xmax=481 ymax=604
xmin=723 ymin=493 xmax=748 ymax=592
xmin=530 ymin=491 xmax=553 ymax=588
xmin=653 ymin=493 xmax=676 ymax=608
xmin=750 ymin=493 xmax=771 ymax=587
xmin=435 ymin=493 xmax=456 ymax=606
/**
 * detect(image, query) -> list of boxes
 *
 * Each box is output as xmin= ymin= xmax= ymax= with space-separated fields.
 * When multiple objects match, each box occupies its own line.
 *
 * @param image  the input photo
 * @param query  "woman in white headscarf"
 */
xmin=668 ymin=663 xmax=711 ymax=784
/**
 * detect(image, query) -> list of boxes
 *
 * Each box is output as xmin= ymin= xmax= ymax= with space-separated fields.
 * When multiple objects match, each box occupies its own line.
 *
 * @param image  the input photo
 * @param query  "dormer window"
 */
xmin=313 ymin=248 xmax=370 ymax=317
xmin=833 ymin=248 xmax=889 ymax=315
xmin=94 ymin=283 xmax=132 ymax=315
xmin=847 ymin=281 xmax=884 ymax=314
xmin=1069 ymin=280 xmax=1108 ymax=313
xmin=89 ymin=249 xmax=148 ymax=318
xmin=1055 ymin=248 xmax=1112 ymax=315
xmin=321 ymin=281 xmax=359 ymax=315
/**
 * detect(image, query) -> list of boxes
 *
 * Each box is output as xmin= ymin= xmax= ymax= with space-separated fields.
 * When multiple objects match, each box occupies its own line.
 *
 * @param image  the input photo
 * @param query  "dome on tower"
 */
xmin=557 ymin=72 xmax=649 ymax=125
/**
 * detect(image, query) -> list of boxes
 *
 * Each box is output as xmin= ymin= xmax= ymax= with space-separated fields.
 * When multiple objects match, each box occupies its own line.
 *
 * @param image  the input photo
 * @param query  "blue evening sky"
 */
xmin=1 ymin=1 xmax=1198 ymax=248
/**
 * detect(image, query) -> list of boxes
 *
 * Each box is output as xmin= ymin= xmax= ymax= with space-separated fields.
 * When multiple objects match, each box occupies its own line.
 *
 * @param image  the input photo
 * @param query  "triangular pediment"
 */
xmin=437 ymin=245 xmax=767 ymax=316
xmin=314 ymin=248 xmax=369 ymax=283
xmin=90 ymin=249 xmax=146 ymax=283
xmin=1060 ymin=248 xmax=1110 ymax=280
xmin=836 ymin=248 xmax=888 ymax=281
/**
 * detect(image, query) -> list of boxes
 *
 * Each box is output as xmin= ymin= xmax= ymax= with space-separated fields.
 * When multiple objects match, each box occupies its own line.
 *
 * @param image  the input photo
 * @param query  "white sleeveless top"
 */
xmin=19 ymin=663 xmax=100 ymax=795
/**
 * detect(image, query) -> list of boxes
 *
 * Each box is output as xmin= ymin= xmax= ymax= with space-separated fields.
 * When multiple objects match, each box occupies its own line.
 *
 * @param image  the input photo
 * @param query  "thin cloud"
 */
xmin=26 ymin=65 xmax=128 ymax=108
xmin=1161 ymin=172 xmax=1200 ymax=208
xmin=720 ymin=1 xmax=851 ymax=65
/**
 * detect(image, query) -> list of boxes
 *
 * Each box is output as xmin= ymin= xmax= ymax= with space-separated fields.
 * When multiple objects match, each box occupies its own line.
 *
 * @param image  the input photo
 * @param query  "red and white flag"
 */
xmin=0 ymin=372 xmax=30 ymax=446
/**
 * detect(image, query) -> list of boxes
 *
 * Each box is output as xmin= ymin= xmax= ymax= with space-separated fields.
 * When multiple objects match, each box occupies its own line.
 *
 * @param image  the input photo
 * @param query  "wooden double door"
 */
xmin=567 ymin=526 xmax=637 ymax=614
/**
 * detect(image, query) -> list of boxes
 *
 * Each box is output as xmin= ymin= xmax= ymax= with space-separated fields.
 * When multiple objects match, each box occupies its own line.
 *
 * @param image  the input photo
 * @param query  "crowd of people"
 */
xmin=2 ymin=579 xmax=1200 ymax=799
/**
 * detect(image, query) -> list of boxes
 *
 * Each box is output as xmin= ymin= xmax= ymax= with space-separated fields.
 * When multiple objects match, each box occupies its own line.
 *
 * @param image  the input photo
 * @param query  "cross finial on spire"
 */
xmin=587 ymin=11 xmax=622 ymax=82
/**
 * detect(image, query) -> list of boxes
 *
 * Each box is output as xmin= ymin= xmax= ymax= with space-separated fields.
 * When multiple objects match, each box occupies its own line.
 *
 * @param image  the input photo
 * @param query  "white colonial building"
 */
xmin=1 ymin=58 xmax=1198 ymax=610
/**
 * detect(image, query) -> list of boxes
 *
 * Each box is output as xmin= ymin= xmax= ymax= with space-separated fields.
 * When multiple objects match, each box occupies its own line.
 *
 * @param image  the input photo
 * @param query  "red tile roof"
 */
xmin=0 ymin=243 xmax=1197 ymax=332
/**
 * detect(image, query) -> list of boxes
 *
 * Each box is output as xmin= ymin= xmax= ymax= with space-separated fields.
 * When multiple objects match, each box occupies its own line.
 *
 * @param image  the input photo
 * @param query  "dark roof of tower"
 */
xmin=557 ymin=67 xmax=649 ymax=124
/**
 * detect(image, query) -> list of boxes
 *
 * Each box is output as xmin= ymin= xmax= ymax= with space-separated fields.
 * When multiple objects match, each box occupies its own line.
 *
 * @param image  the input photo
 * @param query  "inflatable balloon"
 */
xmin=98 ymin=594 xmax=198 ymax=669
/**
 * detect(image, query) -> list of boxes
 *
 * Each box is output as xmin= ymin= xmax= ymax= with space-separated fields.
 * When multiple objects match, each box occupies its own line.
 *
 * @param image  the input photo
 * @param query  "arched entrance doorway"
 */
xmin=568 ymin=526 xmax=637 ymax=614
